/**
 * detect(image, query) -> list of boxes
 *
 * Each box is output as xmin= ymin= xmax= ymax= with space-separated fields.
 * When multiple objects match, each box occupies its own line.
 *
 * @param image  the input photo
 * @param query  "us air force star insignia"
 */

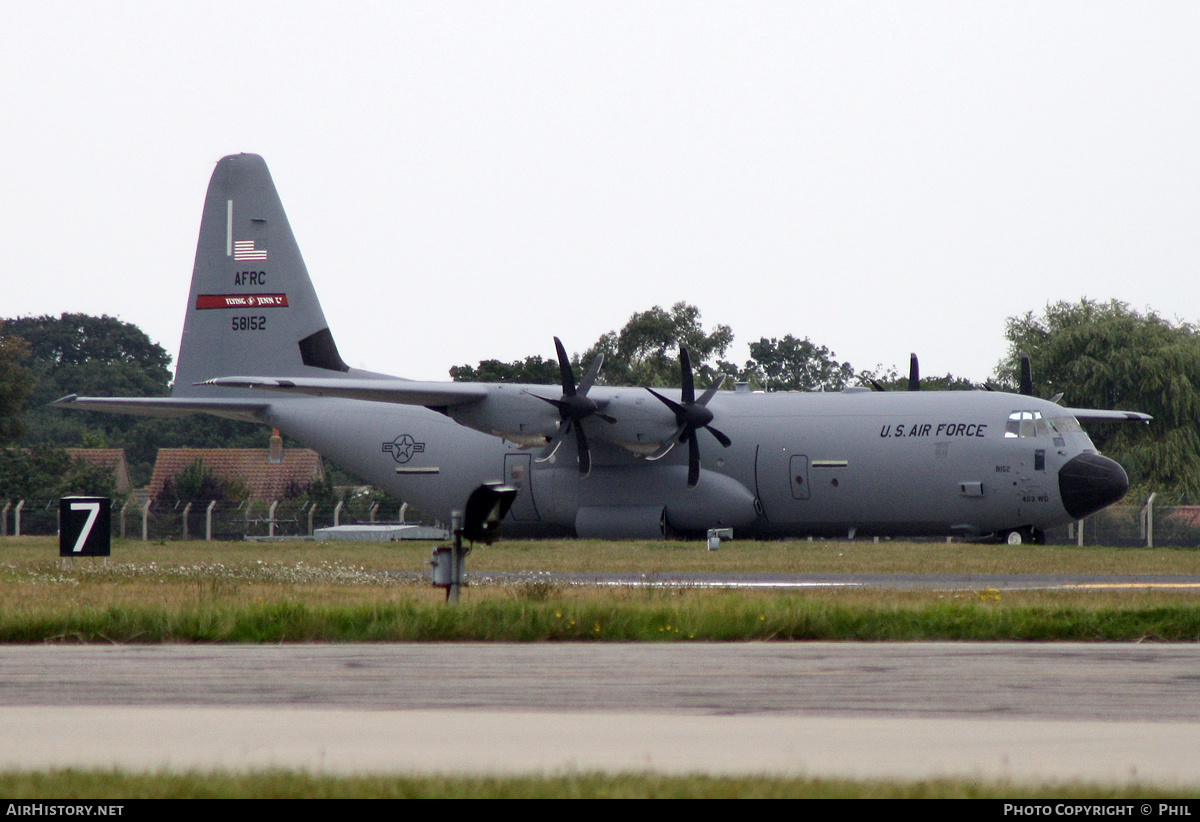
xmin=382 ymin=434 xmax=426 ymax=464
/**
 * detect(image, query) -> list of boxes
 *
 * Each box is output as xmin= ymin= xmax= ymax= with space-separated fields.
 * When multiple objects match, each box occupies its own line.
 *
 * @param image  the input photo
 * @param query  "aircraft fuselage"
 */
xmin=265 ymin=386 xmax=1120 ymax=540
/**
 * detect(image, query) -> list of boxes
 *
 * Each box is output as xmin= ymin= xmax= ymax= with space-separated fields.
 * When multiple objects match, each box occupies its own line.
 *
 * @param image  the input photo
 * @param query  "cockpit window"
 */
xmin=1005 ymin=410 xmax=1072 ymax=438
xmin=1051 ymin=416 xmax=1082 ymax=433
xmin=1005 ymin=410 xmax=1034 ymax=438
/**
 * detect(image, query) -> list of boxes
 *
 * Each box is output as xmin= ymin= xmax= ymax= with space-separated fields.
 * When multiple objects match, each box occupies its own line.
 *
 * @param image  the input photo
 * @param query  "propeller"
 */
xmin=982 ymin=351 xmax=1058 ymax=399
xmin=1015 ymin=351 xmax=1064 ymax=404
xmin=644 ymin=346 xmax=732 ymax=487
xmin=529 ymin=337 xmax=613 ymax=477
xmin=861 ymin=352 xmax=919 ymax=392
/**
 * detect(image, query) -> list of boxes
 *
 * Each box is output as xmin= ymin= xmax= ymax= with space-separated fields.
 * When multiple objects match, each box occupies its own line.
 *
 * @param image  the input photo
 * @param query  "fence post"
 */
xmin=334 ymin=500 xmax=344 ymax=527
xmin=268 ymin=500 xmax=278 ymax=537
xmin=1076 ymin=517 xmax=1084 ymax=547
xmin=307 ymin=502 xmax=316 ymax=536
xmin=182 ymin=502 xmax=193 ymax=541
xmin=14 ymin=500 xmax=24 ymax=537
xmin=141 ymin=500 xmax=150 ymax=541
xmin=206 ymin=500 xmax=217 ymax=541
xmin=1141 ymin=493 xmax=1156 ymax=549
xmin=1 ymin=500 xmax=9 ymax=536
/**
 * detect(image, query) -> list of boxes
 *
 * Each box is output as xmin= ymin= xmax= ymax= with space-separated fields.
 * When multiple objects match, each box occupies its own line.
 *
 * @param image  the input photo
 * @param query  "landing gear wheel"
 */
xmin=1002 ymin=527 xmax=1045 ymax=546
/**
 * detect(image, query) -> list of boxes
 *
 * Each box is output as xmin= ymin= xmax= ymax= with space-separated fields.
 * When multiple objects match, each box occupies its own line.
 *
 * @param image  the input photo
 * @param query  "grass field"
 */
xmin=3 ymin=535 xmax=1199 ymax=797
xmin=8 ymin=532 xmax=1200 ymax=575
xmin=3 ymin=535 xmax=1200 ymax=642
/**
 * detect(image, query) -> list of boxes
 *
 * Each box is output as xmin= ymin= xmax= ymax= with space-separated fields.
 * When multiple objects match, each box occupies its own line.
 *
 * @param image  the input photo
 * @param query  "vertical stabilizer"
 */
xmin=172 ymin=154 xmax=350 ymax=397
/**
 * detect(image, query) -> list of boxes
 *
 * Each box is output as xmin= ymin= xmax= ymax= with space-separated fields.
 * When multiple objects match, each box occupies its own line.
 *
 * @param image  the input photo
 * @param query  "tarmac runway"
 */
xmin=3 ymin=642 xmax=1200 ymax=786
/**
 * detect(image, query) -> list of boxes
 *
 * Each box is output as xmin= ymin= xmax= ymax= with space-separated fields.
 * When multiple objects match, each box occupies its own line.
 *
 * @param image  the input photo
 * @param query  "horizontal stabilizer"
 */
xmin=52 ymin=395 xmax=270 ymax=424
xmin=199 ymin=377 xmax=489 ymax=408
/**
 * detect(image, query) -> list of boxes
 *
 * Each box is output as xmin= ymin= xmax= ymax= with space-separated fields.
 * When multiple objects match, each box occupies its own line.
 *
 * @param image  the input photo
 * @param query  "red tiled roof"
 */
xmin=1168 ymin=506 xmax=1200 ymax=526
xmin=64 ymin=448 xmax=133 ymax=495
xmin=149 ymin=447 xmax=324 ymax=502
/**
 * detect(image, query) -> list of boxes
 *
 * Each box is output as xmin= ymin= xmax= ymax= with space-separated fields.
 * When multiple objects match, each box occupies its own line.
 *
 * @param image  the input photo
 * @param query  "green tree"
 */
xmin=582 ymin=302 xmax=733 ymax=387
xmin=158 ymin=458 xmax=248 ymax=505
xmin=7 ymin=313 xmax=272 ymax=485
xmin=8 ymin=313 xmax=175 ymax=472
xmin=0 ymin=447 xmax=119 ymax=500
xmin=737 ymin=335 xmax=856 ymax=392
xmin=7 ymin=313 xmax=172 ymax=402
xmin=450 ymin=356 xmax=560 ymax=384
xmin=998 ymin=299 xmax=1200 ymax=502
xmin=855 ymin=363 xmax=978 ymax=392
xmin=0 ymin=322 xmax=35 ymax=444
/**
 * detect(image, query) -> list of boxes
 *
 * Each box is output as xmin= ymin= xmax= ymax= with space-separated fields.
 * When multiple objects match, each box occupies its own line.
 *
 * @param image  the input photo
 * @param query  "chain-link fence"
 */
xmin=1047 ymin=501 xmax=1200 ymax=548
xmin=0 ymin=497 xmax=441 ymax=541
xmin=3 ymin=495 xmax=1198 ymax=546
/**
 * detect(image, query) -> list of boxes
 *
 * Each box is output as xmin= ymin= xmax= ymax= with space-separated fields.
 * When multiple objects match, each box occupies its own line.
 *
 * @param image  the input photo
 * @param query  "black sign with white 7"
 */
xmin=59 ymin=497 xmax=111 ymax=557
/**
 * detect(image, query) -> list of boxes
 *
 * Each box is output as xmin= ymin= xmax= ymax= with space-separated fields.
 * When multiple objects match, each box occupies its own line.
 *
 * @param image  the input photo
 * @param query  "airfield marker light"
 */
xmin=460 ymin=482 xmax=518 ymax=545
xmin=707 ymin=528 xmax=733 ymax=551
xmin=431 ymin=484 xmax=519 ymax=602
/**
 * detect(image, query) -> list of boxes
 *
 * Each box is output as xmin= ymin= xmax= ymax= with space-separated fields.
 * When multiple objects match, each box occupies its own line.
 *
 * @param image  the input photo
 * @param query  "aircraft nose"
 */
xmin=1058 ymin=452 xmax=1129 ymax=520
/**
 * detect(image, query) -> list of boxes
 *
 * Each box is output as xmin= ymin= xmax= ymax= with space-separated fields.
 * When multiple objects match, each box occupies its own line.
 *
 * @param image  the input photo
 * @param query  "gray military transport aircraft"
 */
xmin=54 ymin=154 xmax=1150 ymax=543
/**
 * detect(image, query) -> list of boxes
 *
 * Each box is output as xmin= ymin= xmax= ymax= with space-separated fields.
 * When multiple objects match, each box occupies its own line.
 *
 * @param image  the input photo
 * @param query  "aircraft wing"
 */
xmin=1063 ymin=407 xmax=1152 ymax=423
xmin=198 ymin=377 xmax=490 ymax=408
xmin=51 ymin=395 xmax=271 ymax=424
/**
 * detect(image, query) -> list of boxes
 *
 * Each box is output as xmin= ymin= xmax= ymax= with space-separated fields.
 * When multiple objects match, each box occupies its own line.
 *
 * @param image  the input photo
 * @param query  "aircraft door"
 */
xmin=790 ymin=455 xmax=810 ymax=500
xmin=503 ymin=454 xmax=541 ymax=521
xmin=754 ymin=445 xmax=809 ymax=521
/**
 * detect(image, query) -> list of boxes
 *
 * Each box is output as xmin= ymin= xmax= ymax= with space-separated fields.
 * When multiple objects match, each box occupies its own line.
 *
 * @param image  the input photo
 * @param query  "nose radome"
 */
xmin=1058 ymin=452 xmax=1129 ymax=520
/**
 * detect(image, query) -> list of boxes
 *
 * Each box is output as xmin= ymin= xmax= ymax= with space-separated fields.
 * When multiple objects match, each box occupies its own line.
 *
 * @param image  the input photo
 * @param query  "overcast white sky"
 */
xmin=3 ymin=1 xmax=1198 ymax=384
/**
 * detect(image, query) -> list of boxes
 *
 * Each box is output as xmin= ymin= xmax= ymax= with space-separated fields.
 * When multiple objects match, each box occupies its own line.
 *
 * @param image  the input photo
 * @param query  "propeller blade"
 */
xmin=697 ymin=375 xmax=725 ymax=406
xmin=574 ymin=421 xmax=592 ymax=477
xmin=645 ymin=430 xmax=684 ymax=461
xmin=706 ymin=425 xmax=732 ymax=448
xmin=646 ymin=387 xmax=685 ymax=418
xmin=1019 ymin=352 xmax=1033 ymax=396
xmin=536 ymin=420 xmax=569 ymax=463
xmin=529 ymin=392 xmax=566 ymax=413
xmin=553 ymin=337 xmax=575 ymax=397
xmin=578 ymin=353 xmax=604 ymax=395
xmin=687 ymin=431 xmax=701 ymax=487
xmin=680 ymin=346 xmax=695 ymax=403
xmin=908 ymin=353 xmax=920 ymax=391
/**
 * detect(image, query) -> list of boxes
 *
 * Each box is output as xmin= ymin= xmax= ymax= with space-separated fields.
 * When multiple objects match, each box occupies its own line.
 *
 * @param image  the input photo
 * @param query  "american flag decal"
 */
xmin=233 ymin=239 xmax=268 ymax=261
